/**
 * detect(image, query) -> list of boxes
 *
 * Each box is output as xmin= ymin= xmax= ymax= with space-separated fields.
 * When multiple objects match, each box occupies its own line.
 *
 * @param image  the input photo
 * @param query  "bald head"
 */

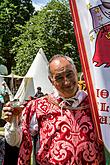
xmin=48 ymin=55 xmax=77 ymax=78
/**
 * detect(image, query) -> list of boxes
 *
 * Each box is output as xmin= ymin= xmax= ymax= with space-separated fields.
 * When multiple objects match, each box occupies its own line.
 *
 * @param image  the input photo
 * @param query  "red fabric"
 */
xmin=93 ymin=24 xmax=110 ymax=67
xmin=18 ymin=95 xmax=105 ymax=165
xmin=17 ymin=101 xmax=36 ymax=165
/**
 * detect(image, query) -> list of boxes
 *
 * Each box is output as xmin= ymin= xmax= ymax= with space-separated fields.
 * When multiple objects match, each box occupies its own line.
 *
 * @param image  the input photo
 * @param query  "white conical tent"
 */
xmin=14 ymin=48 xmax=53 ymax=102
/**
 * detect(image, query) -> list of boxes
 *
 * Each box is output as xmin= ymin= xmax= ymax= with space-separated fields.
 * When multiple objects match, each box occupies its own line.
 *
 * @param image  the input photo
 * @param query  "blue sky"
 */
xmin=32 ymin=0 xmax=51 ymax=10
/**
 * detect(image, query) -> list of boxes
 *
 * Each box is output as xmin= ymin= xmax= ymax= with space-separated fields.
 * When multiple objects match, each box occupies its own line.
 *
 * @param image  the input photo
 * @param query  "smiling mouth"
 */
xmin=62 ymin=86 xmax=73 ymax=90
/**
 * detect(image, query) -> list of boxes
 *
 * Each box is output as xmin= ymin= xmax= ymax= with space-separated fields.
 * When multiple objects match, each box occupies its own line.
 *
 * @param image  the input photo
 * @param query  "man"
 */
xmin=3 ymin=55 xmax=105 ymax=165
xmin=0 ymin=81 xmax=7 ymax=118
xmin=34 ymin=87 xmax=44 ymax=98
xmin=0 ymin=81 xmax=9 ymax=128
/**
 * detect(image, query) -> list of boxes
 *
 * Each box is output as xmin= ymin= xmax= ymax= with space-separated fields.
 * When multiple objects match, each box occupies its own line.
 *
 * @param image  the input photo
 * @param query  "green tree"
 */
xmin=12 ymin=0 xmax=81 ymax=75
xmin=0 ymin=0 xmax=34 ymax=73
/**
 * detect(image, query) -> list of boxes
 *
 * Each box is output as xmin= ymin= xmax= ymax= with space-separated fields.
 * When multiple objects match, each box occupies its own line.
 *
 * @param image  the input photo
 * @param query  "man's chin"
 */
xmin=62 ymin=91 xmax=76 ymax=98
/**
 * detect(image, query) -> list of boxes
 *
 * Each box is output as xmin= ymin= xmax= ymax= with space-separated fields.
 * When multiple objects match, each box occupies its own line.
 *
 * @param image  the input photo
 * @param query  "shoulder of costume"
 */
xmin=31 ymin=94 xmax=51 ymax=102
xmin=33 ymin=93 xmax=57 ymax=105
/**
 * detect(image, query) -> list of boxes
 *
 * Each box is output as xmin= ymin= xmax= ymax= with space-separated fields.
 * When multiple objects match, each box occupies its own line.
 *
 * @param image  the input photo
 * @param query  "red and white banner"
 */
xmin=69 ymin=0 xmax=110 ymax=158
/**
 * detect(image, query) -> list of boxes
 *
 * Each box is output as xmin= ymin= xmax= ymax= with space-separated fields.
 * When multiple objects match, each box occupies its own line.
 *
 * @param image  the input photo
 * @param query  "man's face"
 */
xmin=49 ymin=57 xmax=78 ymax=98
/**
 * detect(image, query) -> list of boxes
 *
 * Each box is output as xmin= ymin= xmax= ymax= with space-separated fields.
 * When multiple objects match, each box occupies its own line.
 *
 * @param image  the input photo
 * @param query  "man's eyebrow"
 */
xmin=66 ymin=70 xmax=73 ymax=72
xmin=55 ymin=69 xmax=74 ymax=76
xmin=55 ymin=73 xmax=63 ymax=77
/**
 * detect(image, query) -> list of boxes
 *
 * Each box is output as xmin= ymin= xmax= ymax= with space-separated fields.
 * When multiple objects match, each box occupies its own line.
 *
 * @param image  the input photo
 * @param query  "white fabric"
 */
xmin=54 ymin=88 xmax=87 ymax=108
xmin=70 ymin=0 xmax=110 ymax=153
xmin=4 ymin=113 xmax=38 ymax=147
xmin=5 ymin=121 xmax=22 ymax=147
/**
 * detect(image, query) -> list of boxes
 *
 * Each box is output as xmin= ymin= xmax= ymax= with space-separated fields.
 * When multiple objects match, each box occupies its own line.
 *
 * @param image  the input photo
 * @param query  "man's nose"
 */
xmin=64 ymin=77 xmax=70 ymax=84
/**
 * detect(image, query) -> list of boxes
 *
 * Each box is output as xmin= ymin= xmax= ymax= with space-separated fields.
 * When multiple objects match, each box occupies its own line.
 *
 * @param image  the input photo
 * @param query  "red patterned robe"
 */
xmin=18 ymin=94 xmax=105 ymax=165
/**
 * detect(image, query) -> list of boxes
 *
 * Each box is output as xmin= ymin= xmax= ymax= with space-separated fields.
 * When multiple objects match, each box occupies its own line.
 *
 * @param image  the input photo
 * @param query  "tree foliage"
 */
xmin=12 ymin=0 xmax=80 ymax=76
xmin=0 ymin=0 xmax=34 ymax=73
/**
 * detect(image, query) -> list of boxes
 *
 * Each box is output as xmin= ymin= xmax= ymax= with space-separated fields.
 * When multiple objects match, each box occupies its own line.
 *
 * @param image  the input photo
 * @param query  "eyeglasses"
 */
xmin=53 ymin=70 xmax=75 ymax=83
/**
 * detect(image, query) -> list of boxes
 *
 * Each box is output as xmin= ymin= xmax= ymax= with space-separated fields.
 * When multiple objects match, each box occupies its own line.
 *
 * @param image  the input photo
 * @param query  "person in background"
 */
xmin=0 ymin=81 xmax=8 ymax=164
xmin=0 ymin=81 xmax=8 ymax=119
xmin=3 ymin=55 xmax=105 ymax=165
xmin=34 ymin=86 xmax=44 ymax=98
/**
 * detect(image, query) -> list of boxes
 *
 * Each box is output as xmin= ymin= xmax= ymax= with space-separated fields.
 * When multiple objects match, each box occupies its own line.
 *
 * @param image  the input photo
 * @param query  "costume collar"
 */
xmin=53 ymin=88 xmax=88 ymax=108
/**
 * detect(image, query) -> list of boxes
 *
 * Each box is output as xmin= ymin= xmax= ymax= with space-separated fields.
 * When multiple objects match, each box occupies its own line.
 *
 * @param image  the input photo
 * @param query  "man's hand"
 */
xmin=2 ymin=102 xmax=24 ymax=123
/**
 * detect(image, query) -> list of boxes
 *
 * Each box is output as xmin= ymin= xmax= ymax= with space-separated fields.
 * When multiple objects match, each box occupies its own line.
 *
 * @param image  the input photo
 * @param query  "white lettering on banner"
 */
xmin=96 ymin=88 xmax=110 ymax=124
xmin=69 ymin=0 xmax=110 ymax=155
